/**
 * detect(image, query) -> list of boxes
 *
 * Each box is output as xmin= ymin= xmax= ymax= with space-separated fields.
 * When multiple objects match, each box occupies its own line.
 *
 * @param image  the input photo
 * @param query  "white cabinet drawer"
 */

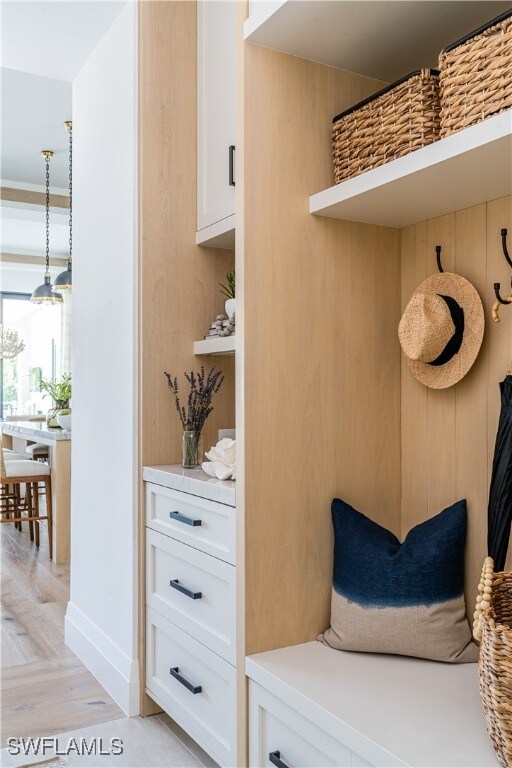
xmin=146 ymin=482 xmax=235 ymax=564
xmin=249 ymin=681 xmax=355 ymax=768
xmin=146 ymin=527 xmax=236 ymax=664
xmin=146 ymin=607 xmax=236 ymax=767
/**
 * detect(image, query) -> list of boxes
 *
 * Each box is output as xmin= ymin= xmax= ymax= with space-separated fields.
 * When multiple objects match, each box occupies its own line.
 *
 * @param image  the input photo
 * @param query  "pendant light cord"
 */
xmin=67 ymin=123 xmax=72 ymax=264
xmin=45 ymin=154 xmax=50 ymax=278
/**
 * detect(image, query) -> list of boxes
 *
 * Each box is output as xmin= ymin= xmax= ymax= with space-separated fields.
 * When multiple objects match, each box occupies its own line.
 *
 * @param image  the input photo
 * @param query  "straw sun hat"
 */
xmin=399 ymin=272 xmax=484 ymax=389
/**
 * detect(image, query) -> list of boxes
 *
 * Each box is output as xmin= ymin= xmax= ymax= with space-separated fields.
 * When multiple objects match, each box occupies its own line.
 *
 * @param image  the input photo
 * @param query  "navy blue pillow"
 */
xmin=319 ymin=498 xmax=478 ymax=662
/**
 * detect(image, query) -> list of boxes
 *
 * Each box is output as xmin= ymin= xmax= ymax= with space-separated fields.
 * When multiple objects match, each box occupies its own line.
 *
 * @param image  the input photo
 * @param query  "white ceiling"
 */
xmin=1 ymin=68 xmax=72 ymax=189
xmin=1 ymin=1 xmax=126 ymax=267
xmin=0 ymin=1 xmax=125 ymax=82
xmin=1 ymin=1 xmax=126 ymax=189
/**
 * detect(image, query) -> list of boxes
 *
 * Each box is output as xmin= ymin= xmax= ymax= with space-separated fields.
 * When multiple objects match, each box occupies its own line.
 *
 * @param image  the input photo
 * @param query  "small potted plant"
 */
xmin=219 ymin=270 xmax=235 ymax=318
xmin=40 ymin=373 xmax=72 ymax=429
xmin=164 ymin=366 xmax=224 ymax=468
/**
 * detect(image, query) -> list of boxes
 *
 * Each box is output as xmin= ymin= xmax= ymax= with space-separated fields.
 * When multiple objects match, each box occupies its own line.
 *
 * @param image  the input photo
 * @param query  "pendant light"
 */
xmin=53 ymin=121 xmax=73 ymax=293
xmin=31 ymin=151 xmax=63 ymax=304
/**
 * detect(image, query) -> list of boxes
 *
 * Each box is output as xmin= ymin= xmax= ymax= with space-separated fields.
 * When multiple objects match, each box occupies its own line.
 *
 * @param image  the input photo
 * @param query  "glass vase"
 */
xmin=182 ymin=431 xmax=203 ymax=469
xmin=46 ymin=406 xmax=61 ymax=428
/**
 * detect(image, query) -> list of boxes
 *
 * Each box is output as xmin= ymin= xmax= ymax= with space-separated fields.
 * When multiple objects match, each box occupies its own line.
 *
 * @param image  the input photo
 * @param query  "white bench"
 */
xmin=246 ymin=641 xmax=498 ymax=768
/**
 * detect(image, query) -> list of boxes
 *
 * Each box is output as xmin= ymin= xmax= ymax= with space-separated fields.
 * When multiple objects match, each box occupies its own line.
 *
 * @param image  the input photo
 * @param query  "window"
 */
xmin=1 ymin=292 xmax=63 ymax=418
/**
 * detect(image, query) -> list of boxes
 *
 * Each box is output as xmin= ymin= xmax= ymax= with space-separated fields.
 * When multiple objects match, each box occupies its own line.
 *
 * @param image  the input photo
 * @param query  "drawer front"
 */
xmin=146 ymin=607 xmax=236 ymax=767
xmin=249 ymin=681 xmax=355 ymax=768
xmin=146 ymin=482 xmax=236 ymax=565
xmin=146 ymin=527 xmax=236 ymax=663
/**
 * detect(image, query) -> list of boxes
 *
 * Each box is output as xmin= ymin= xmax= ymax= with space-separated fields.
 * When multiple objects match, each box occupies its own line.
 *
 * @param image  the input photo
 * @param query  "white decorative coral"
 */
xmin=202 ymin=438 xmax=236 ymax=480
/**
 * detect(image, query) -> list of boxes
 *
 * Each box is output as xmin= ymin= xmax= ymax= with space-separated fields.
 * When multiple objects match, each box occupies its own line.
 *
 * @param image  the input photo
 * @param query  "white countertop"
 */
xmin=246 ymin=642 xmax=498 ymax=768
xmin=143 ymin=464 xmax=236 ymax=507
xmin=1 ymin=420 xmax=71 ymax=442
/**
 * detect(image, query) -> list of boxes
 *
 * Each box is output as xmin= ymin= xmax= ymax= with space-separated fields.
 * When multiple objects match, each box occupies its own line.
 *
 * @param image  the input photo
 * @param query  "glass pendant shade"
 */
xmin=31 ymin=275 xmax=62 ymax=304
xmin=53 ymin=261 xmax=72 ymax=292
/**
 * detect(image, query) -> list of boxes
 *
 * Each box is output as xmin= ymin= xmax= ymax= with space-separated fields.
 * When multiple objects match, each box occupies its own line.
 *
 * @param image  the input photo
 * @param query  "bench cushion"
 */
xmin=319 ymin=498 xmax=478 ymax=663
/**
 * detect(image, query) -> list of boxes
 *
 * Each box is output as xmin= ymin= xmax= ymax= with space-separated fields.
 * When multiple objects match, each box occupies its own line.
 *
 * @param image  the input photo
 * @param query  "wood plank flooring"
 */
xmin=1 ymin=520 xmax=123 ymax=745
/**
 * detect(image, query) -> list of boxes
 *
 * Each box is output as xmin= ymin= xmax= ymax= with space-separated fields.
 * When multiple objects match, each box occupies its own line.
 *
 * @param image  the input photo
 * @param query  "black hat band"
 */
xmin=427 ymin=295 xmax=465 ymax=367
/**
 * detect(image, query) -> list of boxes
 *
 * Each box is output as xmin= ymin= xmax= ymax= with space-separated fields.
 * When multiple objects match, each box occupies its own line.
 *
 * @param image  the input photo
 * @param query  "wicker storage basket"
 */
xmin=473 ymin=557 xmax=512 ymax=768
xmin=332 ymin=69 xmax=440 ymax=184
xmin=439 ymin=10 xmax=512 ymax=138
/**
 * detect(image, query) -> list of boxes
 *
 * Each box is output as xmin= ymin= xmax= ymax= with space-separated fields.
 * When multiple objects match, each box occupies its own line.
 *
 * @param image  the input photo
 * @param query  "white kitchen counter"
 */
xmin=1 ymin=420 xmax=71 ymax=443
xmin=143 ymin=464 xmax=236 ymax=507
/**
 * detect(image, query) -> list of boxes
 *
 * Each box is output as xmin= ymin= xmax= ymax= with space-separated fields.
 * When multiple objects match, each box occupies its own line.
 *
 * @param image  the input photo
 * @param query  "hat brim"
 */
xmin=402 ymin=272 xmax=485 ymax=389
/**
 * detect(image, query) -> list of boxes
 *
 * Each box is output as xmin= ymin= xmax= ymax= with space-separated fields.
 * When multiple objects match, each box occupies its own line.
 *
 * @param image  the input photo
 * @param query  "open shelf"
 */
xmin=244 ymin=1 xmax=510 ymax=82
xmin=196 ymin=215 xmax=235 ymax=250
xmin=194 ymin=336 xmax=235 ymax=356
xmin=309 ymin=112 xmax=512 ymax=229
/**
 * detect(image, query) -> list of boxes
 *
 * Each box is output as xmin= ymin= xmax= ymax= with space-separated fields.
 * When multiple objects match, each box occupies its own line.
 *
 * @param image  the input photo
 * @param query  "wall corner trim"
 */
xmin=65 ymin=601 xmax=140 ymax=717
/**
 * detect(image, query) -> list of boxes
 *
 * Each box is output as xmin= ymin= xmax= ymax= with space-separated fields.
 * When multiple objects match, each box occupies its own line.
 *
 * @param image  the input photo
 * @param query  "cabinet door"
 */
xmin=197 ymin=0 xmax=235 ymax=232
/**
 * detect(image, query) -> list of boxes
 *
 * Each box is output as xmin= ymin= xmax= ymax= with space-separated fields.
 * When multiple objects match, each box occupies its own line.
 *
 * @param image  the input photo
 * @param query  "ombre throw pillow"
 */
xmin=319 ymin=499 xmax=478 ymax=663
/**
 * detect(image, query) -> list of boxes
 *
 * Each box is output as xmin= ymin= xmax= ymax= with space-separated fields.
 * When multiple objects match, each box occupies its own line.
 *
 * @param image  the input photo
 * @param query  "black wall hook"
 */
xmin=501 ymin=228 xmax=512 ymax=269
xmin=492 ymin=229 xmax=512 ymax=322
xmin=436 ymin=245 xmax=444 ymax=273
xmin=494 ymin=282 xmax=511 ymax=305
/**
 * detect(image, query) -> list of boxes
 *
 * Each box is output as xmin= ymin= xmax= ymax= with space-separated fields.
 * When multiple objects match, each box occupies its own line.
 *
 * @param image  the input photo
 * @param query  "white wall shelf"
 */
xmin=194 ymin=336 xmax=235 ymax=356
xmin=244 ymin=1 xmax=510 ymax=82
xmin=309 ymin=111 xmax=512 ymax=229
xmin=196 ymin=214 xmax=235 ymax=250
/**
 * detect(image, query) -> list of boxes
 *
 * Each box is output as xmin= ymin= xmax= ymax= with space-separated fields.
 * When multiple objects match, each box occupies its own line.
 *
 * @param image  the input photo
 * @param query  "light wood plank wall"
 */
xmin=137 ymin=0 xmax=235 ymax=711
xmin=401 ymin=195 xmax=512 ymax=614
xmin=138 ymin=0 xmax=235 ymax=469
xmin=242 ymin=44 xmax=402 ymax=655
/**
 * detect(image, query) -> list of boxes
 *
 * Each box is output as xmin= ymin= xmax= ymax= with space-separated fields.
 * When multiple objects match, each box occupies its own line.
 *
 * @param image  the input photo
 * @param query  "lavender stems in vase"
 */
xmin=164 ymin=366 xmax=224 ymax=468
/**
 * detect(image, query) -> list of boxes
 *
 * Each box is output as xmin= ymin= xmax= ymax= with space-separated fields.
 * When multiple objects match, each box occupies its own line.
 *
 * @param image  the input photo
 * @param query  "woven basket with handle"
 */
xmin=332 ymin=69 xmax=440 ymax=184
xmin=439 ymin=10 xmax=512 ymax=138
xmin=473 ymin=557 xmax=512 ymax=767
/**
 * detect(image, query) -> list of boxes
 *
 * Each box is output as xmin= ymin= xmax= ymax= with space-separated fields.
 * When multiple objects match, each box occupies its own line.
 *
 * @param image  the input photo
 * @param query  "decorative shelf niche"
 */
xmin=309 ymin=111 xmax=512 ymax=228
xmin=194 ymin=336 xmax=235 ymax=356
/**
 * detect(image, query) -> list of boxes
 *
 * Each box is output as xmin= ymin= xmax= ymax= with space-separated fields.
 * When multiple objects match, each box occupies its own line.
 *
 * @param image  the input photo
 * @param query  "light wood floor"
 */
xmin=1 ymin=518 xmax=123 ymax=746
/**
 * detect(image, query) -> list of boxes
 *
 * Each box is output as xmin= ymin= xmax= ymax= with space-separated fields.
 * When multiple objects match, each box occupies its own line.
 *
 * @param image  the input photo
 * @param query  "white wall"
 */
xmin=1 ymin=262 xmax=63 ymax=294
xmin=65 ymin=2 xmax=139 ymax=716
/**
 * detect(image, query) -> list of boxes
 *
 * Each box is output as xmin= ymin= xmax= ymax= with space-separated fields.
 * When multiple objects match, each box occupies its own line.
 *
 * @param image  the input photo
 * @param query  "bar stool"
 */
xmin=26 ymin=442 xmax=50 ymax=462
xmin=1 ymin=449 xmax=53 ymax=559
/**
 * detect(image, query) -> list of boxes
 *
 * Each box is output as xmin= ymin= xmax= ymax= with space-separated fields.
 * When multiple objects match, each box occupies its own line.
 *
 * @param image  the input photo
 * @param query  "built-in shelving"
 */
xmin=194 ymin=336 xmax=235 ymax=356
xmin=196 ymin=215 xmax=235 ymax=249
xmin=244 ymin=1 xmax=510 ymax=81
xmin=309 ymin=112 xmax=512 ymax=229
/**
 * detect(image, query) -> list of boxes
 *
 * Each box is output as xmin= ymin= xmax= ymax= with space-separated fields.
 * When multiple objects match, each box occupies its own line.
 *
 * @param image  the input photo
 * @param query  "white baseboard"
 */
xmin=65 ymin=602 xmax=140 ymax=716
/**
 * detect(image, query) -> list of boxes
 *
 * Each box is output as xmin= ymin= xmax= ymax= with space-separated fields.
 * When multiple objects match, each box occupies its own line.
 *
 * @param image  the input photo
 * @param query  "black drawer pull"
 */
xmin=229 ymin=145 xmax=235 ymax=187
xmin=169 ymin=510 xmax=201 ymax=527
xmin=269 ymin=751 xmax=290 ymax=768
xmin=170 ymin=667 xmax=202 ymax=694
xmin=170 ymin=579 xmax=202 ymax=600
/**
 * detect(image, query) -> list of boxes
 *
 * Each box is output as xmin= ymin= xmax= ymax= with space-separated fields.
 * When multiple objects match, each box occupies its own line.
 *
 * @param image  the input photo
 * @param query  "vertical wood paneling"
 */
xmin=454 ymin=204 xmax=488 ymax=612
xmin=426 ymin=214 xmax=457 ymax=518
xmin=401 ymin=196 xmax=512 ymax=609
xmin=139 ymin=2 xmax=235 ymax=475
xmin=401 ymin=222 xmax=428 ymax=537
xmin=243 ymin=44 xmax=401 ymax=655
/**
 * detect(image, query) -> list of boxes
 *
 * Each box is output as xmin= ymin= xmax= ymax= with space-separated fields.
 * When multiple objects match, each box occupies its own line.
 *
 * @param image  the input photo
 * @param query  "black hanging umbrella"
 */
xmin=488 ymin=374 xmax=512 ymax=571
